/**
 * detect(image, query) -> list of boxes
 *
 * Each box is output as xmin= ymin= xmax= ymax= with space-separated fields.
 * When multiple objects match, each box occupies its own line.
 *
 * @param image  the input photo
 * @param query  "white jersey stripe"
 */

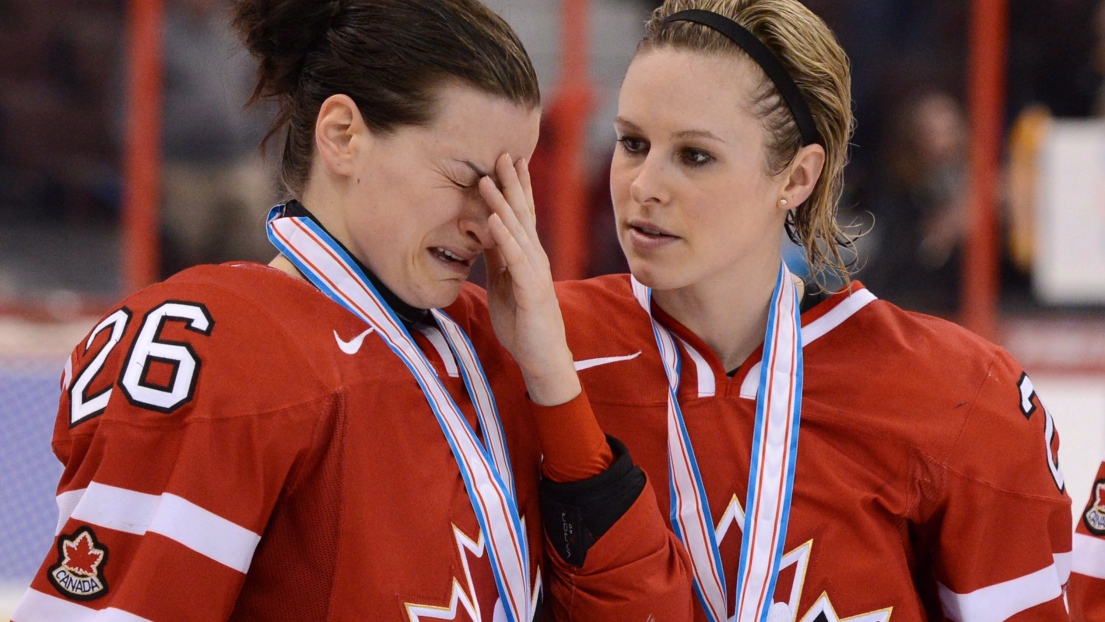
xmin=677 ymin=337 xmax=715 ymax=398
xmin=147 ymin=494 xmax=262 ymax=573
xmin=937 ymin=563 xmax=1063 ymax=622
xmin=801 ymin=288 xmax=877 ymax=343
xmin=1053 ymin=551 xmax=1072 ymax=585
xmin=69 ymin=483 xmax=159 ymax=535
xmin=59 ymin=483 xmax=261 ymax=573
xmin=11 ymin=588 xmax=152 ymax=621
xmin=1073 ymin=533 xmax=1105 ymax=579
xmin=55 ymin=488 xmax=86 ymax=535
xmin=740 ymin=288 xmax=876 ymax=400
xmin=573 ymin=352 xmax=641 ymax=371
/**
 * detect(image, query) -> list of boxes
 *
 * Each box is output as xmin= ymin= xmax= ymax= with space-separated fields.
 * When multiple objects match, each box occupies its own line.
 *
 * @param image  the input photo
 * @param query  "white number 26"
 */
xmin=68 ymin=301 xmax=213 ymax=426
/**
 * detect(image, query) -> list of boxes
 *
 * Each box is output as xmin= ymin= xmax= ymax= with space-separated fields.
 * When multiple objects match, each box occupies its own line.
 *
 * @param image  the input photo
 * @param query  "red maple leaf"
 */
xmin=1096 ymin=482 xmax=1105 ymax=510
xmin=62 ymin=532 xmax=104 ymax=577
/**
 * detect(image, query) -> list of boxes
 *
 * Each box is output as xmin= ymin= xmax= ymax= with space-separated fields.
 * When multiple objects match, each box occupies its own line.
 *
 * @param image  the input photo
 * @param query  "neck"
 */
xmin=274 ymin=199 xmax=429 ymax=326
xmin=652 ymin=258 xmax=791 ymax=372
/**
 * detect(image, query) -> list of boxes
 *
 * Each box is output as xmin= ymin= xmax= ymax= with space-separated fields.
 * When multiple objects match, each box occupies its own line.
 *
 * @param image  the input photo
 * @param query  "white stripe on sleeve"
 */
xmin=11 ymin=588 xmax=152 ymax=621
xmin=55 ymin=488 xmax=86 ymax=535
xmin=937 ymin=563 xmax=1063 ymax=622
xmin=1053 ymin=551 xmax=1072 ymax=585
xmin=1074 ymin=532 xmax=1105 ymax=580
xmin=59 ymin=483 xmax=261 ymax=573
xmin=147 ymin=493 xmax=261 ymax=573
xmin=70 ymin=483 xmax=160 ymax=535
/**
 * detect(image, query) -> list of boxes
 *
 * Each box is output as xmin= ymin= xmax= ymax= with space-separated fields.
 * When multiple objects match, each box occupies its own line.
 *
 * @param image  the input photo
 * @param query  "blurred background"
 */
xmin=2 ymin=0 xmax=1105 ymax=614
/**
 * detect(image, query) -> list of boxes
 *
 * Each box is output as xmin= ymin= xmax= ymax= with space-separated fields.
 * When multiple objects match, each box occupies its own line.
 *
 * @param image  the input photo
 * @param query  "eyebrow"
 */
xmin=673 ymin=129 xmax=725 ymax=143
xmin=614 ymin=116 xmax=725 ymax=144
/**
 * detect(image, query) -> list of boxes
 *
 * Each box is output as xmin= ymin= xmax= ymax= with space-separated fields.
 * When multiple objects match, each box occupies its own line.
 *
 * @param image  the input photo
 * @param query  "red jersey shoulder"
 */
xmin=57 ymin=264 xmax=346 ymax=442
xmin=839 ymin=298 xmax=1066 ymax=497
xmin=556 ymin=275 xmax=650 ymax=352
xmin=556 ymin=276 xmax=670 ymax=405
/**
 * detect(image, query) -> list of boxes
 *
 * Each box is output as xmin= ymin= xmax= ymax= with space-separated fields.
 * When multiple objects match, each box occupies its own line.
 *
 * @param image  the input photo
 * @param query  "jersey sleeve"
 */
xmin=1070 ymin=456 xmax=1105 ymax=621
xmin=12 ymin=285 xmax=333 ymax=622
xmin=542 ymin=446 xmax=694 ymax=621
xmin=925 ymin=353 xmax=1072 ymax=621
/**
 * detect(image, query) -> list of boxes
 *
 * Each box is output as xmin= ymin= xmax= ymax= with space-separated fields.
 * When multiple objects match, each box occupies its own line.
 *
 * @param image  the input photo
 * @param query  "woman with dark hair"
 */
xmin=11 ymin=1 xmax=691 ymax=620
xmin=531 ymin=0 xmax=1072 ymax=619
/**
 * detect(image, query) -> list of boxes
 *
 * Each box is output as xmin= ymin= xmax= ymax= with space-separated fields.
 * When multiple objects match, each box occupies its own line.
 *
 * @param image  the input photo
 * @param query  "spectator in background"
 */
xmin=860 ymin=90 xmax=968 ymax=314
xmin=154 ymin=0 xmax=275 ymax=275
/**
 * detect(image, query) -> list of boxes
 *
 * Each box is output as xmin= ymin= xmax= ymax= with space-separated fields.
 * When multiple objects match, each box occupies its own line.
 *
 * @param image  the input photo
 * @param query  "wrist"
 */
xmin=523 ymin=360 xmax=582 ymax=406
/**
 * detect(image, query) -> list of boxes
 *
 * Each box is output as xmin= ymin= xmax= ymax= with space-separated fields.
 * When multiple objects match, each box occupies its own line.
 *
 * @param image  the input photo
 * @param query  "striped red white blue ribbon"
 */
xmin=267 ymin=206 xmax=532 ymax=622
xmin=631 ymin=260 xmax=802 ymax=622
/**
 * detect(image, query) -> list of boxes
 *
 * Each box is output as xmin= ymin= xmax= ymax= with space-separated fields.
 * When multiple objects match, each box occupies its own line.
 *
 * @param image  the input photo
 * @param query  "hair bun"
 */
xmin=232 ymin=0 xmax=340 ymax=100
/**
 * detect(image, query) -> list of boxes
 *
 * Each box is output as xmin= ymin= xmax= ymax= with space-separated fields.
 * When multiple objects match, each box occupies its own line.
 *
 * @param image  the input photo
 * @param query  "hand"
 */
xmin=480 ymin=154 xmax=581 ymax=406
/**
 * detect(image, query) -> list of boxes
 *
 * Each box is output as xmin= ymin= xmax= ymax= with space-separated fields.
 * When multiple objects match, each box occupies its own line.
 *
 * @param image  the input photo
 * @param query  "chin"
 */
xmin=408 ymin=281 xmax=466 ymax=310
xmin=625 ymin=255 xmax=684 ymax=292
xmin=620 ymin=239 xmax=675 ymax=290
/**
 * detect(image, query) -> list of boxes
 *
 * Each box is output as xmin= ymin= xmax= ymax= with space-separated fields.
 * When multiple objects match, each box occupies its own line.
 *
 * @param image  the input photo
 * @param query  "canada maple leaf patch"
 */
xmin=48 ymin=527 xmax=109 ymax=600
xmin=1085 ymin=479 xmax=1105 ymax=536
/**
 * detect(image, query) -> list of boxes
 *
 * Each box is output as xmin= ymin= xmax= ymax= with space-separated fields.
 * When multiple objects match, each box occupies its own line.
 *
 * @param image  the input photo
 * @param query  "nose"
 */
xmin=461 ymin=195 xmax=494 ymax=249
xmin=628 ymin=151 xmax=669 ymax=207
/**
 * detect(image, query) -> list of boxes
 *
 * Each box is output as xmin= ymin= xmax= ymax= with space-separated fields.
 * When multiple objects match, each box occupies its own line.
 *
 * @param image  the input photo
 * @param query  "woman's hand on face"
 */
xmin=479 ymin=154 xmax=581 ymax=406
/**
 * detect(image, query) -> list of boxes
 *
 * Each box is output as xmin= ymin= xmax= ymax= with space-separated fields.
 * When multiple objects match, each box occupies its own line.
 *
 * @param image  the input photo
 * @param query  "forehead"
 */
xmin=419 ymin=83 xmax=541 ymax=162
xmin=618 ymin=48 xmax=764 ymax=136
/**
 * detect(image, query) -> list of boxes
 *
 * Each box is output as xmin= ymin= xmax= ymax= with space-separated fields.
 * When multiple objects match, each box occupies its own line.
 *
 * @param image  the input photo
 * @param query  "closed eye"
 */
xmin=449 ymin=176 xmax=480 ymax=191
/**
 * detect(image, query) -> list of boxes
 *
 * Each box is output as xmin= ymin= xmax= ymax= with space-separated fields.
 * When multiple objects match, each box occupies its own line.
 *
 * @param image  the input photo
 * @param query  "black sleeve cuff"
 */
xmin=539 ymin=435 xmax=647 ymax=568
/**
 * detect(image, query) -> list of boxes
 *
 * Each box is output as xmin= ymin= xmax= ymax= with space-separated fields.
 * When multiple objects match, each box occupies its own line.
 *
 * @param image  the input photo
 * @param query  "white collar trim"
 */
xmin=738 ymin=288 xmax=877 ymax=400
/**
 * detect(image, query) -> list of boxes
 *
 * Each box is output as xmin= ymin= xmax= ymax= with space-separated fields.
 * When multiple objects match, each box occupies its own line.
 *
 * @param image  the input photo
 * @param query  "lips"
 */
xmin=627 ymin=219 xmax=679 ymax=238
xmin=430 ymin=246 xmax=478 ymax=269
xmin=625 ymin=218 xmax=680 ymax=251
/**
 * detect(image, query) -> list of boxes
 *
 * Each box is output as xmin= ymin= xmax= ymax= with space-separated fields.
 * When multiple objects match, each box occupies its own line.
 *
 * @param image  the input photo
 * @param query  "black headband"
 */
xmin=662 ymin=9 xmax=821 ymax=146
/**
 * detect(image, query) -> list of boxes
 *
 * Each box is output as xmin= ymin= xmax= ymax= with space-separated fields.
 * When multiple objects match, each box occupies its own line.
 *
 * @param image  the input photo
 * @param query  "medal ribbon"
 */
xmin=267 ymin=206 xmax=531 ymax=622
xmin=631 ymin=260 xmax=802 ymax=622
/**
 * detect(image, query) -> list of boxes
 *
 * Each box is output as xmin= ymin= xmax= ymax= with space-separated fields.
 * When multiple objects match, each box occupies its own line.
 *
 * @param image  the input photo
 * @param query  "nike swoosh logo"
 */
xmin=334 ymin=328 xmax=375 ymax=355
xmin=573 ymin=352 xmax=641 ymax=371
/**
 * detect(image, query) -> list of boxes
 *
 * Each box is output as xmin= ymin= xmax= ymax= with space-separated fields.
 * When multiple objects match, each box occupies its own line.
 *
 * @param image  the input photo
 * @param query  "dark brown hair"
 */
xmin=232 ymin=0 xmax=540 ymax=195
xmin=643 ymin=0 xmax=856 ymax=286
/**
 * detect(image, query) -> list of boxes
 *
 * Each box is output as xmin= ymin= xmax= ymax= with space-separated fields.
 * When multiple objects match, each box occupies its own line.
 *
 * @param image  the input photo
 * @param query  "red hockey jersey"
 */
xmin=1071 ymin=457 xmax=1105 ymax=621
xmin=13 ymin=263 xmax=689 ymax=621
xmin=556 ymin=275 xmax=1073 ymax=622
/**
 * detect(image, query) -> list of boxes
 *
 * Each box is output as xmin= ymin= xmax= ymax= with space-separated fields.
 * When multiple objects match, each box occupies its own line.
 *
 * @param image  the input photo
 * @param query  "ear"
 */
xmin=777 ymin=143 xmax=826 ymax=210
xmin=314 ymin=94 xmax=372 ymax=178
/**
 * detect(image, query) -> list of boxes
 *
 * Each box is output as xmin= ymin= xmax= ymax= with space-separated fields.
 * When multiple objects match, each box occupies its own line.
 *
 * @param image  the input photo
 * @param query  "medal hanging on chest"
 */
xmin=267 ymin=206 xmax=533 ymax=622
xmin=632 ymin=261 xmax=803 ymax=622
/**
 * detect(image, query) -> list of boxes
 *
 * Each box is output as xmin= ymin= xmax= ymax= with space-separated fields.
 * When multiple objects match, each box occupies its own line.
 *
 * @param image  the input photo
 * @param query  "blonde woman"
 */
xmin=533 ymin=0 xmax=1072 ymax=619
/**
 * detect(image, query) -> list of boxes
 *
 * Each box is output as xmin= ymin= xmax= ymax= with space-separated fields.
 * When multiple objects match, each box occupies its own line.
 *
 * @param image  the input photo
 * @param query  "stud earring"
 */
xmin=779 ymin=198 xmax=789 ymax=207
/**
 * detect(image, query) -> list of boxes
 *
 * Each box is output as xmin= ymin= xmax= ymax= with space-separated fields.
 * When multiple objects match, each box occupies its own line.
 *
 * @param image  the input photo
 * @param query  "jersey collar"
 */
xmin=281 ymin=200 xmax=429 ymax=327
xmin=646 ymin=281 xmax=876 ymax=399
